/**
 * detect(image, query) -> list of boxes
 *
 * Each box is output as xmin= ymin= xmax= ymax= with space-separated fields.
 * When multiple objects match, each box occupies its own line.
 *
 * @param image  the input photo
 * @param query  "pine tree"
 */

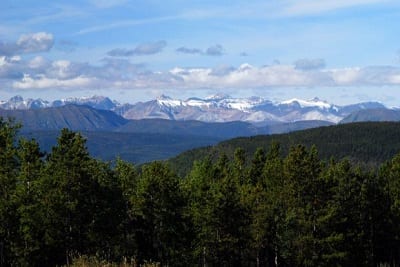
xmin=114 ymin=158 xmax=139 ymax=258
xmin=134 ymin=161 xmax=190 ymax=266
xmin=40 ymin=129 xmax=103 ymax=265
xmin=12 ymin=139 xmax=45 ymax=266
xmin=250 ymin=142 xmax=283 ymax=266
xmin=0 ymin=118 xmax=20 ymax=266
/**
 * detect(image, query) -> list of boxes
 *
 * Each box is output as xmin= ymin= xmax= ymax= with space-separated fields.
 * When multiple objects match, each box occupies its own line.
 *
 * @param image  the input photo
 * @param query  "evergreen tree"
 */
xmin=0 ymin=118 xmax=20 ymax=266
xmin=12 ymin=139 xmax=45 ymax=266
xmin=378 ymin=154 xmax=400 ymax=265
xmin=134 ymin=161 xmax=190 ymax=266
xmin=250 ymin=141 xmax=283 ymax=266
xmin=248 ymin=148 xmax=266 ymax=185
xmin=280 ymin=145 xmax=322 ymax=266
xmin=114 ymin=158 xmax=139 ymax=258
xmin=39 ymin=129 xmax=116 ymax=265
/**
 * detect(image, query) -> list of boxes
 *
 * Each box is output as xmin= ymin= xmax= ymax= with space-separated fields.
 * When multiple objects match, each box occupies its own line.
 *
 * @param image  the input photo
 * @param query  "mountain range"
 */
xmin=1 ymin=94 xmax=399 ymax=164
xmin=0 ymin=94 xmax=390 ymax=124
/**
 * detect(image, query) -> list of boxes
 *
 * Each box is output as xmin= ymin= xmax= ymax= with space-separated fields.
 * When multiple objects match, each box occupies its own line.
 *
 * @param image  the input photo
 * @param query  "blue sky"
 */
xmin=1 ymin=0 xmax=400 ymax=106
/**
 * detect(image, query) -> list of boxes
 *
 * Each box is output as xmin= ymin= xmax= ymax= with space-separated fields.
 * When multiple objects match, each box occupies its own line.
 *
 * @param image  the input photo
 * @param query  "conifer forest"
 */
xmin=1 ymin=117 xmax=400 ymax=266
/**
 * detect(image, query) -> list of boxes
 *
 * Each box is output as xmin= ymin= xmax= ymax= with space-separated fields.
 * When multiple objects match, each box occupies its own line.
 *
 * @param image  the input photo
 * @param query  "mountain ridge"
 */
xmin=0 ymin=95 xmax=388 ymax=124
xmin=168 ymin=121 xmax=400 ymax=177
xmin=0 ymin=104 xmax=128 ymax=131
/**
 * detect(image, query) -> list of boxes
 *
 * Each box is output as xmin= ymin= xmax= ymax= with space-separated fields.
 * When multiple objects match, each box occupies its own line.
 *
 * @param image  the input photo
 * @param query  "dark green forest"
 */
xmin=170 ymin=122 xmax=400 ymax=177
xmin=2 ymin=117 xmax=400 ymax=266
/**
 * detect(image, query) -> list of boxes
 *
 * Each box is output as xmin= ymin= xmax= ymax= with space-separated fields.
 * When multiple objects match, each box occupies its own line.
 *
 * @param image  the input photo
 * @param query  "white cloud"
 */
xmin=28 ymin=56 xmax=50 ymax=69
xmin=13 ymin=74 xmax=93 ymax=89
xmin=0 ymin=32 xmax=54 ymax=56
xmin=16 ymin=32 xmax=54 ymax=53
xmin=330 ymin=67 xmax=361 ymax=85
xmin=3 ymin=55 xmax=400 ymax=92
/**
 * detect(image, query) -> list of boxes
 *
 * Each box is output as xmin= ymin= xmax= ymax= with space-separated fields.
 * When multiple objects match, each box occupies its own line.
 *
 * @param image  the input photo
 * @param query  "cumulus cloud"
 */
xmin=4 ymin=53 xmax=400 ymax=92
xmin=176 ymin=44 xmax=225 ymax=56
xmin=107 ymin=40 xmax=167 ymax=57
xmin=0 ymin=32 xmax=54 ymax=56
xmin=169 ymin=64 xmax=400 ymax=89
xmin=294 ymin=58 xmax=326 ymax=70
xmin=209 ymin=65 xmax=236 ymax=76
xmin=0 ymin=56 xmax=24 ymax=79
xmin=17 ymin=32 xmax=54 ymax=53
xmin=13 ymin=74 xmax=93 ymax=89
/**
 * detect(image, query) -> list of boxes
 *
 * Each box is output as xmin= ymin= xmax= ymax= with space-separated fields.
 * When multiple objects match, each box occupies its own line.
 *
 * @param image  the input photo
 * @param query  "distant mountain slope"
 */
xmin=22 ymin=131 xmax=222 ymax=164
xmin=52 ymin=95 xmax=119 ymax=110
xmin=340 ymin=108 xmax=400 ymax=123
xmin=116 ymin=119 xmax=262 ymax=138
xmin=169 ymin=122 xmax=400 ymax=176
xmin=0 ymin=105 xmax=128 ymax=131
xmin=265 ymin=120 xmax=334 ymax=134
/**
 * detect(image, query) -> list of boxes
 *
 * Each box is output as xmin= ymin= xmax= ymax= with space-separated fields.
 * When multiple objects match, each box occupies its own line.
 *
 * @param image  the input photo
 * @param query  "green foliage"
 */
xmin=0 ymin=118 xmax=20 ymax=265
xmin=3 ymin=118 xmax=400 ymax=266
xmin=169 ymin=122 xmax=400 ymax=177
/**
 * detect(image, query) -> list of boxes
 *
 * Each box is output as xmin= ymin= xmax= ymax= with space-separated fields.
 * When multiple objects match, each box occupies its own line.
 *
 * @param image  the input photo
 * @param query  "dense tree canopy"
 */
xmin=1 ymin=119 xmax=400 ymax=266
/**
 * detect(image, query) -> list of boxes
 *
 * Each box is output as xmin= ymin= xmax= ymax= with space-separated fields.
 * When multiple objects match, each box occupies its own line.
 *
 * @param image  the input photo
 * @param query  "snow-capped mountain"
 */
xmin=0 ymin=94 xmax=388 ymax=124
xmin=0 ymin=95 xmax=51 ymax=110
xmin=0 ymin=95 xmax=120 ymax=111
xmin=118 ymin=94 xmax=386 ymax=124
xmin=52 ymin=95 xmax=120 ymax=110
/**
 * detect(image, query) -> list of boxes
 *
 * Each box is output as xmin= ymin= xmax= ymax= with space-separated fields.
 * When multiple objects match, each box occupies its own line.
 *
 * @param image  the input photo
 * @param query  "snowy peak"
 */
xmin=0 ymin=95 xmax=50 ymax=110
xmin=205 ymin=93 xmax=231 ymax=101
xmin=0 ymin=94 xmax=391 ymax=125
xmin=280 ymin=97 xmax=333 ymax=110
xmin=54 ymin=96 xmax=119 ymax=110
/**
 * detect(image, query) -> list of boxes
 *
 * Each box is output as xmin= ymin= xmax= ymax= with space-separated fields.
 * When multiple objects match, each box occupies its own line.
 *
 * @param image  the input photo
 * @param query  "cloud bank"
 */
xmin=3 ymin=55 xmax=400 ymax=91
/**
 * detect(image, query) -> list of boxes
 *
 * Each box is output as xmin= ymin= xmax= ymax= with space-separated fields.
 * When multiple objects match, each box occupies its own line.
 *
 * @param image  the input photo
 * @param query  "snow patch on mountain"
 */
xmin=280 ymin=97 xmax=333 ymax=109
xmin=0 ymin=94 xmax=389 ymax=125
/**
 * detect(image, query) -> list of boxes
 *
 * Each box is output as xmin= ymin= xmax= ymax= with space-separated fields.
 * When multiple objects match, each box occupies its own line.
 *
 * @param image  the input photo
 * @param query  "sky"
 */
xmin=1 ymin=0 xmax=400 ymax=106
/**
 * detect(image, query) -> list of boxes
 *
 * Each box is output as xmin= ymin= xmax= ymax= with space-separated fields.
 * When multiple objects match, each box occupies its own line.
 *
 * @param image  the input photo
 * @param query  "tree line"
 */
xmin=1 ymin=117 xmax=400 ymax=266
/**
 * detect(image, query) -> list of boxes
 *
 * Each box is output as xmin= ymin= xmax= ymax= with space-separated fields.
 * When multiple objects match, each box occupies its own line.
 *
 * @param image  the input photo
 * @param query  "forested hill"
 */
xmin=169 ymin=121 xmax=400 ymax=176
xmin=4 ymin=117 xmax=400 ymax=266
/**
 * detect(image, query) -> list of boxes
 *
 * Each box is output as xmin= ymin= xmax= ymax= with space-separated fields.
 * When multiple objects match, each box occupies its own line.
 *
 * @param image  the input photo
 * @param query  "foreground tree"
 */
xmin=39 ymin=129 xmax=124 ymax=265
xmin=12 ymin=139 xmax=45 ymax=266
xmin=0 ymin=118 xmax=20 ymax=265
xmin=133 ymin=161 xmax=191 ymax=266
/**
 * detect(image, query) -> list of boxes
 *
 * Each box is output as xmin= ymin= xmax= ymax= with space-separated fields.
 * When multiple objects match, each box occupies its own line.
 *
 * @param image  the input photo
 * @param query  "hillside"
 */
xmin=22 ymin=131 xmax=223 ymax=164
xmin=169 ymin=122 xmax=400 ymax=176
xmin=116 ymin=119 xmax=261 ymax=138
xmin=340 ymin=108 xmax=400 ymax=123
xmin=0 ymin=105 xmax=128 ymax=131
